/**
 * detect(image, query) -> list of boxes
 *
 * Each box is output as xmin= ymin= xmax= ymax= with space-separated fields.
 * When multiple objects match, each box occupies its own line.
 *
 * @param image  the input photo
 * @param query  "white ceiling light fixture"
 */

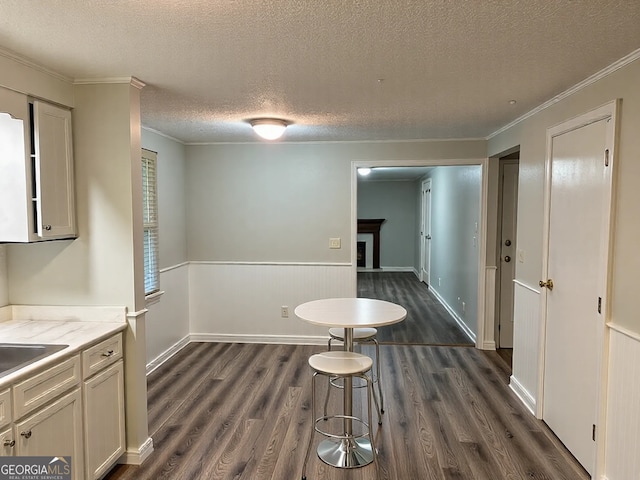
xmin=250 ymin=118 xmax=288 ymax=140
xmin=358 ymin=167 xmax=372 ymax=176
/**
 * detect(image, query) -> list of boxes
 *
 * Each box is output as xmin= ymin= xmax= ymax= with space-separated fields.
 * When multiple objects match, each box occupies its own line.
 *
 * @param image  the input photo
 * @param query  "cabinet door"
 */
xmin=33 ymin=100 xmax=76 ymax=239
xmin=83 ymin=360 xmax=125 ymax=479
xmin=15 ymin=388 xmax=84 ymax=480
xmin=0 ymin=426 xmax=14 ymax=456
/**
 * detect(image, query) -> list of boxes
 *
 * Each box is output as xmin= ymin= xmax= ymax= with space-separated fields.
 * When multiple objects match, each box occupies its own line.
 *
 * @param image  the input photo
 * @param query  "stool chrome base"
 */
xmin=317 ymin=438 xmax=375 ymax=468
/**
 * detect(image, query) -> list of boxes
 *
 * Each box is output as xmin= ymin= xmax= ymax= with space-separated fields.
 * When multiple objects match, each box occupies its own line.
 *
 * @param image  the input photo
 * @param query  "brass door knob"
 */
xmin=539 ymin=279 xmax=554 ymax=291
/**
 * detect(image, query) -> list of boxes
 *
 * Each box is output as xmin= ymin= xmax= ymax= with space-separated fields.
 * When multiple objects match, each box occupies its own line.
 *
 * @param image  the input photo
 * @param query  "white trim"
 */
xmin=159 ymin=261 xmax=189 ymax=273
xmin=429 ymin=286 xmax=476 ymax=343
xmin=476 ymin=158 xmax=489 ymax=350
xmin=0 ymin=306 xmax=10 ymax=323
xmin=513 ymin=279 xmax=540 ymax=294
xmin=509 ymin=375 xmax=536 ymax=416
xmin=126 ymin=308 xmax=148 ymax=320
xmin=190 ymin=260 xmax=352 ymax=267
xmin=142 ymin=126 xmax=186 ymax=145
xmin=0 ymin=46 xmax=72 ymax=83
xmin=144 ymin=290 xmax=165 ymax=307
xmin=119 ymin=437 xmax=154 ymax=465
xmin=185 ymin=137 xmax=486 ymax=146
xmin=482 ymin=266 xmax=498 ymax=351
xmin=607 ymin=322 xmax=640 ymax=343
xmin=73 ymin=76 xmax=146 ymax=89
xmin=488 ymin=48 xmax=640 ymax=139
xmin=189 ymin=333 xmax=329 ymax=346
xmin=146 ymin=335 xmax=190 ymax=375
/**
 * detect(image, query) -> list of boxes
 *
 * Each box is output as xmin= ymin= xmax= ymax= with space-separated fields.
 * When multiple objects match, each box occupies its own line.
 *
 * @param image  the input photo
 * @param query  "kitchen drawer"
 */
xmin=13 ymin=355 xmax=81 ymax=419
xmin=0 ymin=388 xmax=11 ymax=428
xmin=82 ymin=333 xmax=122 ymax=380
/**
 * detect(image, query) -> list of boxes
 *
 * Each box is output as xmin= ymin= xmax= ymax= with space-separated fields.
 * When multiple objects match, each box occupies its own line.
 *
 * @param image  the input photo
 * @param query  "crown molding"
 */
xmin=0 ymin=46 xmax=72 ymax=83
xmin=73 ymin=76 xmax=146 ymax=89
xmin=142 ymin=126 xmax=185 ymax=144
xmin=488 ymin=47 xmax=640 ymax=140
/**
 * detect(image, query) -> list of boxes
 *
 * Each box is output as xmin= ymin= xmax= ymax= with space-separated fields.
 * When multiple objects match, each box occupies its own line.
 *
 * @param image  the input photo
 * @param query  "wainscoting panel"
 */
xmin=189 ymin=262 xmax=354 ymax=342
xmin=145 ymin=263 xmax=190 ymax=365
xmin=604 ymin=325 xmax=640 ymax=480
xmin=509 ymin=280 xmax=541 ymax=415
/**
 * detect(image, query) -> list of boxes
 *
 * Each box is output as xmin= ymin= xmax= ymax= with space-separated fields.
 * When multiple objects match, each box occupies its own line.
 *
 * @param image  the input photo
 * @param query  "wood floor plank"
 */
xmin=104 ymin=342 xmax=589 ymax=480
xmin=358 ymin=271 xmax=474 ymax=345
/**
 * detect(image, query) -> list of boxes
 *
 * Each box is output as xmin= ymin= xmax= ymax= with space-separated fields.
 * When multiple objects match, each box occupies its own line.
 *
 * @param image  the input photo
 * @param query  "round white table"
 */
xmin=295 ymin=298 xmax=407 ymax=468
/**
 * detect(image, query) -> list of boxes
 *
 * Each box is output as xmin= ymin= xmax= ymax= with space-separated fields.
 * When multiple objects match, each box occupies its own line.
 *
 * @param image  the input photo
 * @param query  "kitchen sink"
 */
xmin=0 ymin=343 xmax=68 ymax=379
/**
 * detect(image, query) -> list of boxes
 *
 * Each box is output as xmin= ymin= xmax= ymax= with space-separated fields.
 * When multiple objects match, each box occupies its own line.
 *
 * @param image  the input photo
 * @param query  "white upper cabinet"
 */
xmin=0 ymin=87 xmax=76 ymax=242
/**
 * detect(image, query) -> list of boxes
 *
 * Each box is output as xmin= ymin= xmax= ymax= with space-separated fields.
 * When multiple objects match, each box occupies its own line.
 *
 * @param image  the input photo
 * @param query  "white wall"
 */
xmin=357 ymin=180 xmax=418 ymax=269
xmin=184 ymin=140 xmax=486 ymax=340
xmin=427 ymin=166 xmax=481 ymax=336
xmin=489 ymin=54 xmax=640 ymax=479
xmin=141 ymin=129 xmax=189 ymax=365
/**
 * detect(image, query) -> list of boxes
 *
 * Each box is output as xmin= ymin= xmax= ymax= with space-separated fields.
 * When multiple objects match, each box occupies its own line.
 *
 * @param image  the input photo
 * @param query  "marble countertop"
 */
xmin=0 ymin=319 xmax=127 ymax=389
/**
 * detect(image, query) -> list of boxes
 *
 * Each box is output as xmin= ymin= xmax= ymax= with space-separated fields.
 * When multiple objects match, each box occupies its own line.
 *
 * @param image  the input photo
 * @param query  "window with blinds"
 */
xmin=142 ymin=149 xmax=159 ymax=295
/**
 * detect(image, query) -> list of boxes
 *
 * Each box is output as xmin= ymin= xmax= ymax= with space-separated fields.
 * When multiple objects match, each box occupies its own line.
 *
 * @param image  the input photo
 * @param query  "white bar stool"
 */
xmin=301 ymin=351 xmax=379 ymax=479
xmin=325 ymin=327 xmax=385 ymax=417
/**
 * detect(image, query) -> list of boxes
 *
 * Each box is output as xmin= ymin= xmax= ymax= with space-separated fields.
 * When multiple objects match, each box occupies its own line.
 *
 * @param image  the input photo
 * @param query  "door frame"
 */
xmin=537 ymin=100 xmax=619 ymax=477
xmin=351 ymin=158 xmax=493 ymax=350
xmin=496 ymin=158 xmax=519 ymax=349
xmin=420 ymin=178 xmax=432 ymax=285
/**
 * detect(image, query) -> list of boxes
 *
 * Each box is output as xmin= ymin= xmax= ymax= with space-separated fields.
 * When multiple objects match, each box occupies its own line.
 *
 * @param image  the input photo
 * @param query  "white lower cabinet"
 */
xmin=83 ymin=360 xmax=125 ymax=479
xmin=14 ymin=388 xmax=84 ymax=479
xmin=1 ymin=331 xmax=126 ymax=479
xmin=0 ymin=426 xmax=13 ymax=456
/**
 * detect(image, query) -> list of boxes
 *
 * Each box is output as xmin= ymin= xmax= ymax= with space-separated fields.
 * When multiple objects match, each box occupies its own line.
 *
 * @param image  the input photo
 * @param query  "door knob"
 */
xmin=426 ymin=235 xmax=431 ymax=240
xmin=504 ymin=256 xmax=511 ymax=263
xmin=539 ymin=279 xmax=554 ymax=291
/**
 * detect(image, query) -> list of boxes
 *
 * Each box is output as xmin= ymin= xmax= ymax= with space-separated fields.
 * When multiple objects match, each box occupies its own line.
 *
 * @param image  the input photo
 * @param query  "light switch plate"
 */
xmin=329 ymin=238 xmax=341 ymax=249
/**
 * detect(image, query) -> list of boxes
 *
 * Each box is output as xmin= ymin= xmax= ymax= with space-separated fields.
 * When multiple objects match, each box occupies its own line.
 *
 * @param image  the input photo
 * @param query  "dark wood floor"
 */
xmin=104 ymin=342 xmax=587 ymax=480
xmin=358 ymin=271 xmax=473 ymax=346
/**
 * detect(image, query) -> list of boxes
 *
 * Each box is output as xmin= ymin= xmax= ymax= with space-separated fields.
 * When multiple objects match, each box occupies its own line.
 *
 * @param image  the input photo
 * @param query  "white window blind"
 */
xmin=142 ymin=149 xmax=159 ymax=295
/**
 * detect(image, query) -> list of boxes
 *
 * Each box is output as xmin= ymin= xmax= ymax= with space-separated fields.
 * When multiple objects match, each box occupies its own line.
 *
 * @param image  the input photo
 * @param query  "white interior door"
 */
xmin=542 ymin=105 xmax=616 ymax=476
xmin=498 ymin=161 xmax=518 ymax=348
xmin=421 ymin=179 xmax=432 ymax=285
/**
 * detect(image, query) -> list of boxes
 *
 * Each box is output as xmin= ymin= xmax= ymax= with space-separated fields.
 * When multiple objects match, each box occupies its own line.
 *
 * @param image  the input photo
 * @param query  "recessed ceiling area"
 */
xmin=1 ymin=1 xmax=639 ymax=143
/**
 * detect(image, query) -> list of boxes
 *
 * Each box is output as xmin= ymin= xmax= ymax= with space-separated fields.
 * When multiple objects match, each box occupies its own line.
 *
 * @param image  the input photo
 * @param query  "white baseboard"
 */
xmin=120 ymin=436 xmax=154 ymax=465
xmin=481 ymin=340 xmax=497 ymax=351
xmin=146 ymin=334 xmax=191 ymax=375
xmin=429 ymin=287 xmax=476 ymax=343
xmin=509 ymin=374 xmax=536 ymax=416
xmin=189 ymin=333 xmax=328 ymax=345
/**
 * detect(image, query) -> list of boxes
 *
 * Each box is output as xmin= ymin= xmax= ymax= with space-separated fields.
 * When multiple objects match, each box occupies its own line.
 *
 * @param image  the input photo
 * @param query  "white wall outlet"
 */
xmin=438 ymin=277 xmax=441 ymax=287
xmin=462 ymin=301 xmax=466 ymax=314
xmin=329 ymin=238 xmax=341 ymax=249
xmin=281 ymin=306 xmax=289 ymax=318
xmin=518 ymin=249 xmax=525 ymax=263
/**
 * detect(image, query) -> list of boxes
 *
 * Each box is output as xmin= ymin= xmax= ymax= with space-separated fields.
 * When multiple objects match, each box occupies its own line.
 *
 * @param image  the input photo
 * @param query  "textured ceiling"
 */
xmin=1 ymin=1 xmax=639 ymax=143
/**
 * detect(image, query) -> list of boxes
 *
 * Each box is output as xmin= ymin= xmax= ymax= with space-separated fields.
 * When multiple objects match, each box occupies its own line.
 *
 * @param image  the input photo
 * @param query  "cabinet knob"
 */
xmin=43 ymin=224 xmax=52 ymax=231
xmin=20 ymin=430 xmax=32 ymax=439
xmin=101 ymin=350 xmax=115 ymax=357
xmin=3 ymin=439 xmax=15 ymax=447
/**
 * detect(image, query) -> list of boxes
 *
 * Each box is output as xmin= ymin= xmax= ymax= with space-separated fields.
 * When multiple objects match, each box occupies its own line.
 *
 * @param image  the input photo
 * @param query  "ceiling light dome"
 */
xmin=250 ymin=118 xmax=288 ymax=140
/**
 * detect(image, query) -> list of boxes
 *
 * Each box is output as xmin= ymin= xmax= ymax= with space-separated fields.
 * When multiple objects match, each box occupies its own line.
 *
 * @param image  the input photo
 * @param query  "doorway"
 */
xmin=420 ymin=179 xmax=432 ymax=286
xmin=496 ymin=154 xmax=519 ymax=350
xmin=353 ymin=161 xmax=490 ymax=348
xmin=540 ymin=101 xmax=617 ymax=476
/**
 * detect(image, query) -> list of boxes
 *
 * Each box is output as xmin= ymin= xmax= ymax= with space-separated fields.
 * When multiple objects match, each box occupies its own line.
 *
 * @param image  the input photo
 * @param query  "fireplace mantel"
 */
xmin=357 ymin=219 xmax=385 ymax=269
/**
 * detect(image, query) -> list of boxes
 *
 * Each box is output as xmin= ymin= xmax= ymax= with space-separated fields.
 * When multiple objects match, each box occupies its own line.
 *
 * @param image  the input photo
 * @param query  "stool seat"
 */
xmin=308 ymin=351 xmax=373 ymax=376
xmin=328 ymin=327 xmax=377 ymax=340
